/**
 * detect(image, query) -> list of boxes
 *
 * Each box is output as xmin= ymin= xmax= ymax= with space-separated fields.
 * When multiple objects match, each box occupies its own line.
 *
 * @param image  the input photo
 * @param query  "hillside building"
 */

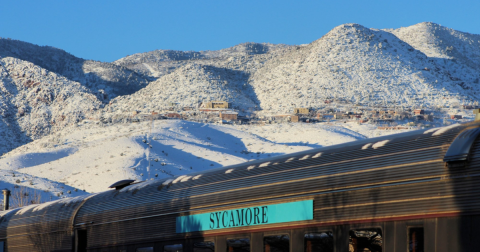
xmin=293 ymin=108 xmax=310 ymax=114
xmin=203 ymin=101 xmax=230 ymax=109
xmin=414 ymin=109 xmax=425 ymax=115
xmin=219 ymin=111 xmax=238 ymax=121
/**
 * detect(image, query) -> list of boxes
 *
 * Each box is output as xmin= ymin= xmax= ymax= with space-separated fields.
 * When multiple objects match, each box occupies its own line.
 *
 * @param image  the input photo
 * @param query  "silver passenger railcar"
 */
xmin=1 ymin=122 xmax=480 ymax=252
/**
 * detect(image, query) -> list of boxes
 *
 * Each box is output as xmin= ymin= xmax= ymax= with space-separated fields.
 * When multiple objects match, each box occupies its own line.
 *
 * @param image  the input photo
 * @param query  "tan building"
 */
xmin=219 ymin=111 xmax=238 ymax=121
xmin=293 ymin=108 xmax=310 ymax=114
xmin=414 ymin=109 xmax=425 ymax=115
xmin=204 ymin=101 xmax=230 ymax=109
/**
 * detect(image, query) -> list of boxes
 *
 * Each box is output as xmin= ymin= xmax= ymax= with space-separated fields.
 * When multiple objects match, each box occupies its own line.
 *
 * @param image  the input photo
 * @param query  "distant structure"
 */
xmin=414 ymin=109 xmax=425 ymax=115
xmin=293 ymin=108 xmax=310 ymax=114
xmin=219 ymin=111 xmax=238 ymax=121
xmin=475 ymin=109 xmax=480 ymax=121
xmin=203 ymin=101 xmax=230 ymax=109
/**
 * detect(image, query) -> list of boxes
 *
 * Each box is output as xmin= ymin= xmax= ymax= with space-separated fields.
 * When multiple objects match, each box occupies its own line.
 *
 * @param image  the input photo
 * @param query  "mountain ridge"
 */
xmin=1 ymin=22 xmax=479 ymax=156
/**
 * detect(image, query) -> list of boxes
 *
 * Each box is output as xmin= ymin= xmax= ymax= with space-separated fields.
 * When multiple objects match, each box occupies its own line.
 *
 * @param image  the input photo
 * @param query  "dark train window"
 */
xmin=226 ymin=238 xmax=250 ymax=252
xmin=408 ymin=227 xmax=424 ymax=252
xmin=77 ymin=230 xmax=87 ymax=252
xmin=349 ymin=228 xmax=382 ymax=252
xmin=164 ymin=244 xmax=183 ymax=252
xmin=304 ymin=232 xmax=334 ymax=252
xmin=136 ymin=247 xmax=153 ymax=252
xmin=264 ymin=235 xmax=290 ymax=252
xmin=194 ymin=241 xmax=215 ymax=252
xmin=0 ymin=241 xmax=4 ymax=252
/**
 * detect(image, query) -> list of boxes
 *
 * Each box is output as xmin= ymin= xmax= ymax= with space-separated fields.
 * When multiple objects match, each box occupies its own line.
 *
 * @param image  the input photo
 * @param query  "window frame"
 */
xmin=407 ymin=225 xmax=424 ymax=252
xmin=225 ymin=235 xmax=252 ymax=252
xmin=163 ymin=243 xmax=184 ymax=252
xmin=348 ymin=226 xmax=384 ymax=252
xmin=303 ymin=230 xmax=335 ymax=252
xmin=263 ymin=233 xmax=291 ymax=252
xmin=193 ymin=240 xmax=216 ymax=252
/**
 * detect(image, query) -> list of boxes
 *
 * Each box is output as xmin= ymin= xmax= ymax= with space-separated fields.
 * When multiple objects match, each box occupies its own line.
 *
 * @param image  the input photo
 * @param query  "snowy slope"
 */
xmin=250 ymin=23 xmax=479 ymax=113
xmin=0 ymin=57 xmax=102 ymax=155
xmin=0 ymin=119 xmax=413 ymax=194
xmin=386 ymin=22 xmax=480 ymax=71
xmin=102 ymin=63 xmax=259 ymax=117
xmin=102 ymin=23 xmax=480 ymax=117
xmin=0 ymin=38 xmax=151 ymax=100
xmin=113 ymin=43 xmax=293 ymax=78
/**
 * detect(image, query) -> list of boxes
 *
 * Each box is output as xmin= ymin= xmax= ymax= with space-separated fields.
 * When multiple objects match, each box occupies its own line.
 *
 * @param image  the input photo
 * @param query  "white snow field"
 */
xmin=0 ymin=120 xmax=411 ymax=198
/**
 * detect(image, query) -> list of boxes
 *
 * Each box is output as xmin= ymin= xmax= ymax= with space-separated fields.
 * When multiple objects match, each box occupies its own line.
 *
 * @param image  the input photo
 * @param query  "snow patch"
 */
xmin=372 ymin=140 xmax=390 ymax=149
xmin=432 ymin=124 xmax=462 ymax=136
xmin=362 ymin=143 xmax=373 ymax=150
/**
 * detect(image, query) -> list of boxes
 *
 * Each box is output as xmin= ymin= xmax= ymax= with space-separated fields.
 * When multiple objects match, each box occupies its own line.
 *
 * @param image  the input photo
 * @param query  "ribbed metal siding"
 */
xmin=0 ymin=209 xmax=20 ymax=239
xmin=74 ymin=123 xmax=480 ymax=248
xmin=3 ymin=197 xmax=87 ymax=252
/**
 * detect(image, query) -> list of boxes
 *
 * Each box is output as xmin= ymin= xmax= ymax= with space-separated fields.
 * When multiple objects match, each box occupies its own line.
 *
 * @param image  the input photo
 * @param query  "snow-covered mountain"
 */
xmin=0 ymin=22 xmax=479 ymax=201
xmin=249 ymin=23 xmax=480 ymax=112
xmin=386 ymin=22 xmax=480 ymax=72
xmin=102 ymin=23 xmax=480 ymax=116
xmin=0 ymin=38 xmax=151 ymax=100
xmin=0 ymin=57 xmax=102 ymax=154
xmin=113 ymin=42 xmax=293 ymax=78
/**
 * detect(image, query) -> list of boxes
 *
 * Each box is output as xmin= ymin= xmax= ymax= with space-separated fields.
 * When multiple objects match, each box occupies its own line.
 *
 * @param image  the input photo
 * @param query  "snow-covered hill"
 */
xmin=102 ymin=23 xmax=480 ymax=116
xmin=0 ymin=38 xmax=151 ymax=100
xmin=386 ymin=22 xmax=480 ymax=72
xmin=0 ymin=22 xmax=479 ymax=202
xmin=0 ymin=57 xmax=102 ymax=154
xmin=0 ymin=119 xmax=407 ymax=194
xmin=249 ymin=23 xmax=480 ymax=112
xmin=102 ymin=63 xmax=259 ymax=117
xmin=113 ymin=42 xmax=293 ymax=78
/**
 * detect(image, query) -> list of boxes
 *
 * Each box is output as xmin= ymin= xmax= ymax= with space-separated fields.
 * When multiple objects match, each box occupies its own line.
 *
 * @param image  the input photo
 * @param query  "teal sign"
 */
xmin=176 ymin=200 xmax=313 ymax=233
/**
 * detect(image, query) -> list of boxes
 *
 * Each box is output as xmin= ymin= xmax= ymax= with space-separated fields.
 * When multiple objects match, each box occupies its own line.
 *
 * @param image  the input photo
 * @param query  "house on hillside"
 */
xmin=203 ymin=101 xmax=230 ymax=109
xmin=414 ymin=109 xmax=425 ymax=115
xmin=293 ymin=108 xmax=310 ymax=114
xmin=166 ymin=113 xmax=182 ymax=119
xmin=290 ymin=115 xmax=299 ymax=122
xmin=219 ymin=111 xmax=238 ymax=121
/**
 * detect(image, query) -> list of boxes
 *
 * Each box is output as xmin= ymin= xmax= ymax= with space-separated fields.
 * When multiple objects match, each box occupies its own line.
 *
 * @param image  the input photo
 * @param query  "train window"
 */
xmin=0 ymin=241 xmax=4 ymax=252
xmin=408 ymin=227 xmax=424 ymax=252
xmin=304 ymin=232 xmax=334 ymax=252
xmin=264 ymin=235 xmax=290 ymax=252
xmin=226 ymin=238 xmax=250 ymax=252
xmin=194 ymin=241 xmax=215 ymax=252
xmin=349 ymin=228 xmax=382 ymax=252
xmin=77 ymin=230 xmax=87 ymax=252
xmin=164 ymin=244 xmax=183 ymax=252
xmin=136 ymin=247 xmax=153 ymax=252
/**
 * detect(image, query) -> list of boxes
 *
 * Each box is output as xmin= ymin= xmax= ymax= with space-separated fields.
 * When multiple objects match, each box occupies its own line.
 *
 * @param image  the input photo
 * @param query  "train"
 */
xmin=1 ymin=121 xmax=480 ymax=252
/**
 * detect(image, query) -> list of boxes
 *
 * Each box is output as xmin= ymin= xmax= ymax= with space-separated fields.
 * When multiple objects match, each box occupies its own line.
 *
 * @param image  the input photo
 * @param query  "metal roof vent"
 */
xmin=443 ymin=128 xmax=480 ymax=163
xmin=108 ymin=179 xmax=135 ymax=190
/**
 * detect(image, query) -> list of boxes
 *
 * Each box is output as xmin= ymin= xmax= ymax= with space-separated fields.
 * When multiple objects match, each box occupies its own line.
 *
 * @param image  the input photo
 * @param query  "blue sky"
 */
xmin=1 ymin=0 xmax=479 ymax=62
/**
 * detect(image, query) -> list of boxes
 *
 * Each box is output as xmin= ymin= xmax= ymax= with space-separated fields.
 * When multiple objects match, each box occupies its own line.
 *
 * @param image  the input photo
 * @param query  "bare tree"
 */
xmin=9 ymin=186 xmax=43 ymax=209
